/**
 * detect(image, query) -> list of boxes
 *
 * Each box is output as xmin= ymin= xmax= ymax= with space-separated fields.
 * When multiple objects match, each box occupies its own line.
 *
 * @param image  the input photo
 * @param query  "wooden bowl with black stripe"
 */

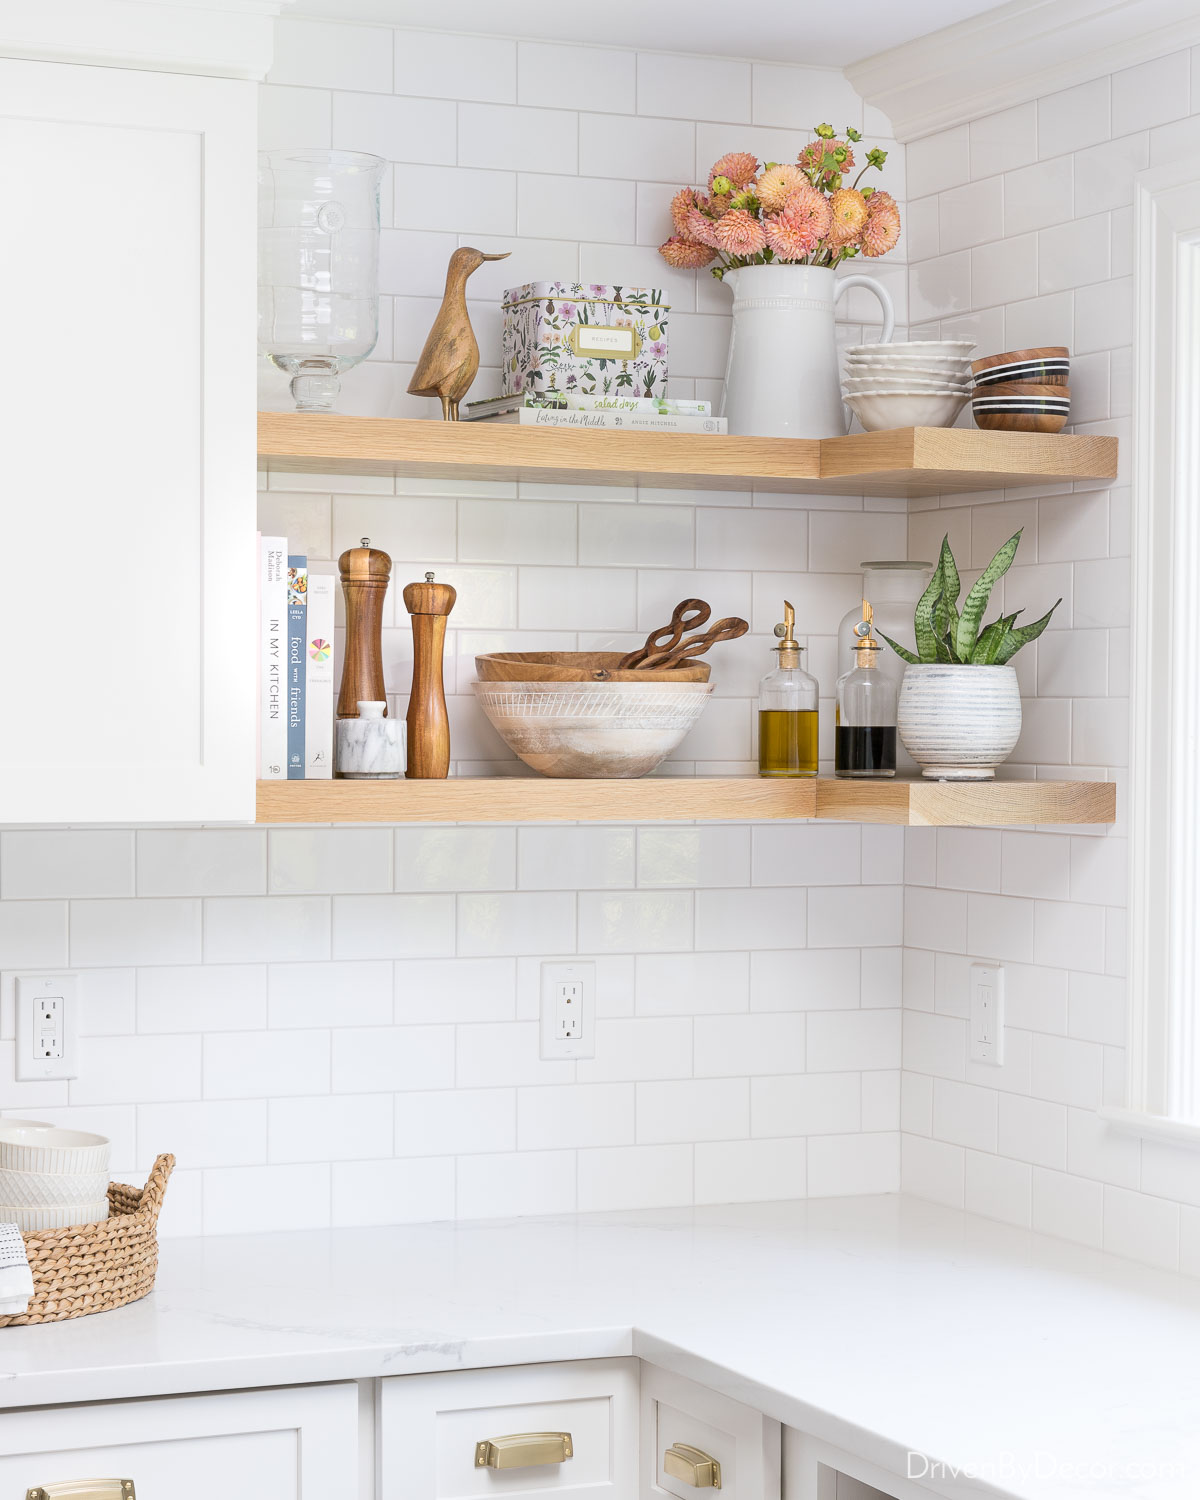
xmin=971 ymin=380 xmax=1071 ymax=433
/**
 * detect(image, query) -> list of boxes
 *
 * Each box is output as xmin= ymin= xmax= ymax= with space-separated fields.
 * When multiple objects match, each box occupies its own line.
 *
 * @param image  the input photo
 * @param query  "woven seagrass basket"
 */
xmin=0 ymin=1153 xmax=174 ymax=1327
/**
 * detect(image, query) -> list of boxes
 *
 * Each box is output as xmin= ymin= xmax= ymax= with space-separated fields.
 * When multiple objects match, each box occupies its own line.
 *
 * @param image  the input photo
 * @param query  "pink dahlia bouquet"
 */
xmin=659 ymin=124 xmax=900 ymax=278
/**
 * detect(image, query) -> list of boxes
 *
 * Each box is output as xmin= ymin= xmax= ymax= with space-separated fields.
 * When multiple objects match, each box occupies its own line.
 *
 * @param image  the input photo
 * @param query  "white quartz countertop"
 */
xmin=2 ymin=1196 xmax=1199 ymax=1500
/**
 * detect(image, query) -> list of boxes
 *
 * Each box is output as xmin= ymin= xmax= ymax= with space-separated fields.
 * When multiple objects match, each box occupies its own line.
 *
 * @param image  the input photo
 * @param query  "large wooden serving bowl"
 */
xmin=476 ymin=651 xmax=710 ymax=684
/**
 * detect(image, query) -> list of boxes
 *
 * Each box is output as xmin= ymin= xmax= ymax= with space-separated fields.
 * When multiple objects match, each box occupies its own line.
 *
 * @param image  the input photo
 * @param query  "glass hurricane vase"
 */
xmin=258 ymin=148 xmax=385 ymax=412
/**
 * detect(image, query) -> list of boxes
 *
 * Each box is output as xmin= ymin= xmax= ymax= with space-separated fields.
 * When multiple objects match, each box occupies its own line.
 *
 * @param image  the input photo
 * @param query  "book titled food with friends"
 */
xmin=259 ymin=536 xmax=287 ymax=780
xmin=286 ymin=555 xmax=308 ymax=779
xmin=304 ymin=572 xmax=335 ymax=779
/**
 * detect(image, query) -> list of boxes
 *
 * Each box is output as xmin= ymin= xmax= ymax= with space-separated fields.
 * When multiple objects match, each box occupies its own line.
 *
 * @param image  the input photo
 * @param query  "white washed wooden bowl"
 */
xmin=473 ymin=679 xmax=712 ymax=778
xmin=897 ymin=664 xmax=1022 ymax=780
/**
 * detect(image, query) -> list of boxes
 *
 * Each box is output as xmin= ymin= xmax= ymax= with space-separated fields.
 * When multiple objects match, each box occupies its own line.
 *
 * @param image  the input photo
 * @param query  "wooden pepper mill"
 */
xmin=403 ymin=570 xmax=456 ymax=778
xmin=336 ymin=537 xmax=392 ymax=719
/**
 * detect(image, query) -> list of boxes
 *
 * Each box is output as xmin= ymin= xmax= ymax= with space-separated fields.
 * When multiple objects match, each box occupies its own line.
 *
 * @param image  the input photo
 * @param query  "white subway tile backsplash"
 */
xmin=270 ymin=17 xmax=392 ymax=92
xmin=579 ymin=112 xmax=694 ymax=183
xmin=1103 ymin=1184 xmax=1179 ymax=1269
xmin=3 ymin=831 xmax=133 ymax=900
xmin=639 ymin=1077 xmax=749 ymax=1143
xmin=269 ymin=830 xmax=392 ymax=895
xmin=396 ymin=30 xmax=515 ymax=104
xmin=72 ymin=1034 xmax=200 ymax=1106
xmin=518 ymin=173 xmax=634 ymax=243
xmin=907 ymin=125 xmax=970 ymax=198
xmin=332 ymin=1024 xmax=454 ymax=1094
xmin=752 ymin=1072 xmax=859 ymax=1137
xmin=970 ymin=103 xmax=1037 ymax=178
xmin=205 ymin=1163 xmax=330 ymax=1235
xmin=1111 ymin=49 xmax=1190 ymax=136
xmin=694 ymin=1013 xmax=805 ymax=1078
xmin=811 ymin=1131 xmax=899 ymax=1196
xmin=695 ymin=1136 xmax=807 ymax=1203
xmin=205 ymin=896 xmax=328 ymax=965
xmin=73 ymin=899 xmax=199 ymax=969
xmin=138 ymin=1100 xmax=266 ymax=1168
xmin=334 ymin=1156 xmax=456 ymax=1226
xmin=269 ymin=1093 xmax=394 ymax=1162
xmin=578 ymin=890 xmax=693 ymax=953
xmin=332 ymin=893 xmax=455 ymax=959
xmin=518 ymin=1082 xmax=634 ymax=1149
xmin=268 ymin=960 xmax=394 ymax=1029
xmin=578 ymin=1143 xmax=692 ymax=1211
xmin=1038 ymin=77 xmax=1109 ymax=157
xmin=259 ymin=84 xmax=331 ymax=152
xmin=520 ymin=42 xmax=635 ymax=113
xmin=332 ymin=90 xmax=456 ymax=166
xmin=579 ymin=503 xmax=693 ymax=568
xmin=138 ymin=964 xmax=265 ymax=1034
xmin=638 ymin=826 xmax=750 ymax=889
xmin=519 ymin=827 xmax=635 ymax=890
xmin=637 ymin=951 xmax=750 ymax=1014
xmin=964 ymin=1149 xmax=1031 ymax=1226
xmin=395 ymin=1087 xmax=515 ymax=1156
xmin=1003 ymin=155 xmax=1074 ymax=237
xmin=939 ymin=178 xmax=1003 ymax=255
xmin=1032 ymin=1166 xmax=1104 ymax=1247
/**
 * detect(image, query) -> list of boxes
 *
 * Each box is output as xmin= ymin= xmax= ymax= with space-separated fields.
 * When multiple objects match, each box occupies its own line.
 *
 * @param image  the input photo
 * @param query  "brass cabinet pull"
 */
xmin=475 ymin=1431 xmax=573 ymax=1470
xmin=664 ymin=1443 xmax=722 ymax=1489
xmin=28 ymin=1485 xmax=135 ymax=1500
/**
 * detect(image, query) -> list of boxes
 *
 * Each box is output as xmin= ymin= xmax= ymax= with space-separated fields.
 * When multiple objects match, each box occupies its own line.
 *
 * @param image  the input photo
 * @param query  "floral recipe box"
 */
xmin=501 ymin=283 xmax=669 ymax=399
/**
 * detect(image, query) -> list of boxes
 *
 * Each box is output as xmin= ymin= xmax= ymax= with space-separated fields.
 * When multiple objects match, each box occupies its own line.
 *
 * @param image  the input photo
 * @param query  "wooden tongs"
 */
xmin=618 ymin=598 xmax=749 ymax=670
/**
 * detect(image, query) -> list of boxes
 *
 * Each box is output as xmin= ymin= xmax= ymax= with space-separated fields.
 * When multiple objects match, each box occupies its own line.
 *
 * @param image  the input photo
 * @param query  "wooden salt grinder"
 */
xmin=403 ymin=571 xmax=456 ymax=778
xmin=336 ymin=538 xmax=392 ymax=719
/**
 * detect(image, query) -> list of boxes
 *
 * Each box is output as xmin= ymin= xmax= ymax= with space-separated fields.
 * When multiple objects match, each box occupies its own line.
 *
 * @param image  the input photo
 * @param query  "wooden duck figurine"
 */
xmin=407 ymin=246 xmax=511 ymax=420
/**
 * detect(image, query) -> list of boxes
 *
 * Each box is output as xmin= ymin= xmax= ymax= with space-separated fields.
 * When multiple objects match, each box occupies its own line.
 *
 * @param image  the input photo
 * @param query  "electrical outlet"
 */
xmin=16 ymin=974 xmax=79 ymax=1081
xmin=969 ymin=962 xmax=1004 ymax=1064
xmin=540 ymin=961 xmax=594 ymax=1059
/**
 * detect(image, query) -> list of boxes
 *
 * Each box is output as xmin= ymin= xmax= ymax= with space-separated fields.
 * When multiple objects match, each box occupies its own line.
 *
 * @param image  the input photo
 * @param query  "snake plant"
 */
xmin=879 ymin=531 xmax=1060 ymax=666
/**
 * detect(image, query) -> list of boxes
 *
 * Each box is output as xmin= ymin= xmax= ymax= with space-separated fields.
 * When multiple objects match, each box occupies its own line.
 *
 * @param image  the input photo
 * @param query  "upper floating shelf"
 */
xmin=258 ymin=414 xmax=1119 ymax=498
xmin=256 ymin=777 xmax=1116 ymax=828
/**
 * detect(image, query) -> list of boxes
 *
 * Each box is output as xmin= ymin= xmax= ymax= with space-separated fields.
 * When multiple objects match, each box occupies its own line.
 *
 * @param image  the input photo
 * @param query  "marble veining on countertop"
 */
xmin=2 ymin=1195 xmax=1199 ymax=1500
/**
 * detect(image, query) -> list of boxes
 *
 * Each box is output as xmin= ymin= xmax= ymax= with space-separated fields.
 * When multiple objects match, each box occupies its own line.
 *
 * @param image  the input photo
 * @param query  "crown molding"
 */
xmin=847 ymin=0 xmax=1200 ymax=142
xmin=0 ymin=0 xmax=289 ymax=80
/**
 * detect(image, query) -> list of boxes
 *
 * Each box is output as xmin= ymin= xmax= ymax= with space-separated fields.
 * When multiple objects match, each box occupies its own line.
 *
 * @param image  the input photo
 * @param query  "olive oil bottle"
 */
xmin=758 ymin=600 xmax=819 ymax=777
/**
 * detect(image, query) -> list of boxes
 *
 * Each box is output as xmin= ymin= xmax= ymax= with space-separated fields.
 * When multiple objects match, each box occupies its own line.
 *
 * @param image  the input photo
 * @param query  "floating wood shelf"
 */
xmin=258 ymin=413 xmax=1118 ymax=497
xmin=256 ymin=777 xmax=1116 ymax=827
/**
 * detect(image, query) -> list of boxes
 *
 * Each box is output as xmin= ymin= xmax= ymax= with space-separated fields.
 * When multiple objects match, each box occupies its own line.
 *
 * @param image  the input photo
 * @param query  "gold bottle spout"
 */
xmin=773 ymin=600 xmax=801 ymax=664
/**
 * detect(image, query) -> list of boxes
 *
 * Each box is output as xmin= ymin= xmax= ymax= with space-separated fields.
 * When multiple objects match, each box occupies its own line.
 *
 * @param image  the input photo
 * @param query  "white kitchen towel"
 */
xmin=0 ymin=1223 xmax=32 ymax=1315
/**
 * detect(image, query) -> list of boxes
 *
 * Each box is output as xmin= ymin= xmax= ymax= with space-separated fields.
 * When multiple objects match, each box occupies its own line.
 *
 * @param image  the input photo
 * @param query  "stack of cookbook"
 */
xmin=258 ymin=536 xmax=335 ymax=780
xmin=461 ymin=392 xmax=727 ymax=433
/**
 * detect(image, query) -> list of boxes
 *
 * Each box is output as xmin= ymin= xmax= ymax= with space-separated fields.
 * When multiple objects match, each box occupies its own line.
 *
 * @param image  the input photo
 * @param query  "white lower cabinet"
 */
xmin=782 ymin=1427 xmax=911 ymax=1500
xmin=640 ymin=1365 xmax=780 ymax=1500
xmin=379 ymin=1359 xmax=639 ymax=1499
xmin=0 ymin=1383 xmax=359 ymax=1498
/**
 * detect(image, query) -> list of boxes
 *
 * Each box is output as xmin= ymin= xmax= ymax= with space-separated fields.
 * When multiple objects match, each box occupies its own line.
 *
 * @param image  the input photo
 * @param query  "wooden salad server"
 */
xmin=640 ymin=616 xmax=749 ymax=670
xmin=618 ymin=599 xmax=710 ymax=669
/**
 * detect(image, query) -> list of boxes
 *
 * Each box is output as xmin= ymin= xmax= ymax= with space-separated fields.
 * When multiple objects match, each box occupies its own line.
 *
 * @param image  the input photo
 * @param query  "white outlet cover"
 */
xmin=540 ymin=961 xmax=595 ymax=1060
xmin=16 ymin=973 xmax=79 ymax=1081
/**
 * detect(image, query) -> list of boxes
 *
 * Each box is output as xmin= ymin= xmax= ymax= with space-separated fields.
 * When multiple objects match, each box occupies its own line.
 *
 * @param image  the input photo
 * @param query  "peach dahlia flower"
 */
xmin=659 ymin=235 xmax=718 ymax=269
xmin=713 ymin=207 xmax=768 ymax=257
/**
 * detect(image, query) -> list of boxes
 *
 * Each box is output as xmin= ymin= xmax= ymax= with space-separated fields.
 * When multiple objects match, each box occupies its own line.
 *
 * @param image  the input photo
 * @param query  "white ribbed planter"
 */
xmin=897 ymin=664 xmax=1022 ymax=780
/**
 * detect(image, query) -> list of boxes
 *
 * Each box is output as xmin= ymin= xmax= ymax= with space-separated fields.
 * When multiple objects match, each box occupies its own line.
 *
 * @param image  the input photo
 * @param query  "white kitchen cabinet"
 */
xmin=0 ymin=1382 xmax=359 ymax=1497
xmin=641 ymin=1364 xmax=780 ymax=1500
xmin=0 ymin=52 xmax=256 ymax=823
xmin=379 ymin=1359 xmax=639 ymax=1500
xmin=783 ymin=1428 xmax=917 ymax=1500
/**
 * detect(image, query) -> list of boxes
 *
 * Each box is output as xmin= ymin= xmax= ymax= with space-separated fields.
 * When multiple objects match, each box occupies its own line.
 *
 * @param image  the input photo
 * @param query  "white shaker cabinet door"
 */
xmin=0 ymin=1383 xmax=359 ymax=1498
xmin=0 ymin=57 xmax=256 ymax=823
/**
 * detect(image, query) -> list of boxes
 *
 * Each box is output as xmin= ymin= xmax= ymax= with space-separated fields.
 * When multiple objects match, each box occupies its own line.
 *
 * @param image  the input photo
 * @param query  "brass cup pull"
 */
xmin=475 ymin=1431 xmax=573 ymax=1470
xmin=28 ymin=1485 xmax=135 ymax=1500
xmin=664 ymin=1443 xmax=722 ymax=1489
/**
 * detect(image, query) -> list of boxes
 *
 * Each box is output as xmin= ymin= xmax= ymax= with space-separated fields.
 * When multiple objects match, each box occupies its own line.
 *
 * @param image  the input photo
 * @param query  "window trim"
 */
xmin=1127 ymin=161 xmax=1200 ymax=1130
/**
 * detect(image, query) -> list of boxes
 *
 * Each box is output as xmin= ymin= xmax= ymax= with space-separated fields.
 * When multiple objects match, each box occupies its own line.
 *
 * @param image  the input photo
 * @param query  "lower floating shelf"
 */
xmin=256 ymin=776 xmax=1115 ymax=827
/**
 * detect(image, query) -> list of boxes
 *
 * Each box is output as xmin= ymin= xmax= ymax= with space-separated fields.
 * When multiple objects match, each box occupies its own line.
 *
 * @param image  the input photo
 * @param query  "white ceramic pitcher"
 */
xmin=718 ymin=263 xmax=895 ymax=438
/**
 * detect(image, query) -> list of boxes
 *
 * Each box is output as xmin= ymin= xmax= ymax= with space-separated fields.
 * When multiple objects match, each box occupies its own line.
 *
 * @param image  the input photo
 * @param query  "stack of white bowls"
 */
xmin=842 ymin=340 xmax=976 ymax=431
xmin=0 ymin=1118 xmax=111 ymax=1231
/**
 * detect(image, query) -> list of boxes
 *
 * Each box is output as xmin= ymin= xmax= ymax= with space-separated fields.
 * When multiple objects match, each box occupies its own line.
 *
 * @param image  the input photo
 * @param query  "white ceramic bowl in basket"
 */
xmin=0 ymin=1199 xmax=110 ymax=1232
xmin=0 ymin=1165 xmax=111 ymax=1206
xmin=0 ymin=1119 xmax=110 ymax=1176
xmin=473 ymin=679 xmax=712 ymax=778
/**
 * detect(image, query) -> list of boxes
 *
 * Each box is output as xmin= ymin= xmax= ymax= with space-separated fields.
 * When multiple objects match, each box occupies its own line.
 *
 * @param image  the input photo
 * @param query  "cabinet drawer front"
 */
xmin=641 ymin=1365 xmax=780 ymax=1500
xmin=0 ymin=1383 xmax=357 ymax=1500
xmin=380 ymin=1358 xmax=639 ymax=1500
